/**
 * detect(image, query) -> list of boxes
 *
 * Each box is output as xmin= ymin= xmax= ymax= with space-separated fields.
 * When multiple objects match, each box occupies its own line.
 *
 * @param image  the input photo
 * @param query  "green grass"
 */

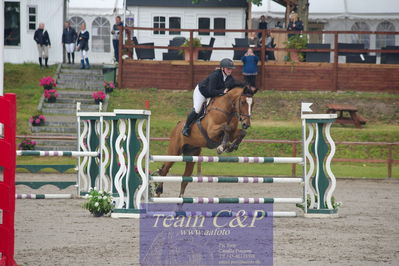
xmin=4 ymin=64 xmax=399 ymax=178
xmin=4 ymin=63 xmax=57 ymax=134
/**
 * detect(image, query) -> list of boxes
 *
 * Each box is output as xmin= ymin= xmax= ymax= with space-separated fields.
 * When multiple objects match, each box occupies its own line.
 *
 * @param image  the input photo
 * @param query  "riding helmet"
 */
xmin=219 ymin=58 xmax=235 ymax=69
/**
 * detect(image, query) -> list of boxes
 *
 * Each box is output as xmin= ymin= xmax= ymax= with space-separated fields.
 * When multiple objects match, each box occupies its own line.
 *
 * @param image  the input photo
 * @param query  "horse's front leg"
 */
xmin=216 ymin=125 xmax=231 ymax=154
xmin=226 ymin=129 xmax=247 ymax=153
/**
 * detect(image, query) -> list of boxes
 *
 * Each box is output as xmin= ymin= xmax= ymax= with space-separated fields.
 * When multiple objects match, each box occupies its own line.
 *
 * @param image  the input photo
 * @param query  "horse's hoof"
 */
xmin=216 ymin=146 xmax=224 ymax=154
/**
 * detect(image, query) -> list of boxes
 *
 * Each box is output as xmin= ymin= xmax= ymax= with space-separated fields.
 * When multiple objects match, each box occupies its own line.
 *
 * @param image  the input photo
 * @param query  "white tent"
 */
xmin=68 ymin=0 xmax=124 ymax=16
xmin=252 ymin=0 xmax=399 ymax=20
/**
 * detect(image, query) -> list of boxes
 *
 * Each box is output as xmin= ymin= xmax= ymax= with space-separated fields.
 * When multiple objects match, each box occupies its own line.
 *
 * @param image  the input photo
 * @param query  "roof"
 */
xmin=253 ymin=0 xmax=399 ymax=20
xmin=126 ymin=0 xmax=248 ymax=8
xmin=68 ymin=0 xmax=123 ymax=15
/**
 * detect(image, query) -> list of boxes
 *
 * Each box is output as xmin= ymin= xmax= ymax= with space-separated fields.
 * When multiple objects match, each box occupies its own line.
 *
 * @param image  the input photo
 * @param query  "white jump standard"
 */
xmin=104 ymin=103 xmax=339 ymax=218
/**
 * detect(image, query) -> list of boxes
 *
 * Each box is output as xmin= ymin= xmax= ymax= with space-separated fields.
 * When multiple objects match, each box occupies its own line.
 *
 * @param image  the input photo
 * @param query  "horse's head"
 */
xmin=234 ymin=86 xmax=257 ymax=129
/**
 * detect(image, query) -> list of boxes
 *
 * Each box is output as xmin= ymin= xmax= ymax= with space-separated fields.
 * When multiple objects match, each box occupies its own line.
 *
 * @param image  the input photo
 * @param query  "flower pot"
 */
xmin=93 ymin=211 xmax=104 ymax=217
xmin=32 ymin=121 xmax=44 ymax=127
xmin=94 ymin=99 xmax=104 ymax=104
xmin=43 ymin=85 xmax=53 ymax=90
xmin=47 ymin=96 xmax=57 ymax=103
xmin=184 ymin=49 xmax=199 ymax=61
xmin=105 ymin=87 xmax=113 ymax=94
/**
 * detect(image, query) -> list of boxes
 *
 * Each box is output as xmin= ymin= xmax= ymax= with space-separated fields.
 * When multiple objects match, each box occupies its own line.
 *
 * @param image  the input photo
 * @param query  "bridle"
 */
xmin=207 ymin=92 xmax=252 ymax=125
xmin=235 ymin=94 xmax=252 ymax=123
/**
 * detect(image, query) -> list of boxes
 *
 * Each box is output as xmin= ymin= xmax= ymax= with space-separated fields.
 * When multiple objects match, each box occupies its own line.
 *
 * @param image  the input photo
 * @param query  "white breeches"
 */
xmin=65 ymin=43 xmax=75 ymax=53
xmin=193 ymin=85 xmax=207 ymax=113
xmin=80 ymin=50 xmax=88 ymax=59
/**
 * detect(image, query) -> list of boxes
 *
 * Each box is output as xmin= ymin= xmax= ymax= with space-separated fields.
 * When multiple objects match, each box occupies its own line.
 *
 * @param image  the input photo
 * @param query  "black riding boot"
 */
xmin=44 ymin=58 xmax=48 ymax=68
xmin=67 ymin=53 xmax=71 ymax=64
xmin=182 ymin=109 xmax=198 ymax=137
xmin=71 ymin=52 xmax=75 ymax=64
xmin=38 ymin=57 xmax=43 ymax=68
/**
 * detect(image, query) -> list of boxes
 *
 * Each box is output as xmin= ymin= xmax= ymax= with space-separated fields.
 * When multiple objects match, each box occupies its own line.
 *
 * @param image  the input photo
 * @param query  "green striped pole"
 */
xmin=150 ymin=176 xmax=303 ymax=183
xmin=150 ymin=155 xmax=303 ymax=163
xmin=150 ymin=197 xmax=303 ymax=204
xmin=16 ymin=194 xmax=73 ymax=199
xmin=16 ymin=151 xmax=98 ymax=157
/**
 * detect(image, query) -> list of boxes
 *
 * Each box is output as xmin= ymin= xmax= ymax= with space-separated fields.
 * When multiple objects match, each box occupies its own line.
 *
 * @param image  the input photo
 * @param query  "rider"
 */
xmin=182 ymin=58 xmax=243 ymax=137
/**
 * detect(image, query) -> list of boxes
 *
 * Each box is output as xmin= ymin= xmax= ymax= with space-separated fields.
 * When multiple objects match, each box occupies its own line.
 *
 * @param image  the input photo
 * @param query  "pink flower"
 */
xmin=35 ymin=119 xmax=41 ymax=124
xmin=32 ymin=141 xmax=37 ymax=145
xmin=92 ymin=91 xmax=106 ymax=100
xmin=39 ymin=76 xmax=56 ymax=87
xmin=29 ymin=118 xmax=33 ymax=123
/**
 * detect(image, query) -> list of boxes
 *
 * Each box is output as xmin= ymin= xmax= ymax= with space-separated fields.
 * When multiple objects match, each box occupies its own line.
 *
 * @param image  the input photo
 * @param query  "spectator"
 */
xmin=62 ymin=21 xmax=77 ymax=64
xmin=275 ymin=21 xmax=283 ymax=28
xmin=258 ymin=15 xmax=268 ymax=39
xmin=287 ymin=11 xmax=303 ymax=38
xmin=77 ymin=23 xmax=90 ymax=69
xmin=241 ymin=48 xmax=259 ymax=87
xmin=265 ymin=33 xmax=276 ymax=60
xmin=34 ymin=23 xmax=51 ymax=68
xmin=111 ymin=16 xmax=124 ymax=63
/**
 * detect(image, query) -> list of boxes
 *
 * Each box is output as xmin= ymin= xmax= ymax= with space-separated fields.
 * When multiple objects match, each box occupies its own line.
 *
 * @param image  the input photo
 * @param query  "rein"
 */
xmin=207 ymin=93 xmax=251 ymax=123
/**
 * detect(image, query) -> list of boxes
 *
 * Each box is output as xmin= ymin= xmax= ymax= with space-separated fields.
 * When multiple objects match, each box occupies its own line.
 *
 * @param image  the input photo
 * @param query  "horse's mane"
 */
xmin=225 ymin=87 xmax=245 ymax=98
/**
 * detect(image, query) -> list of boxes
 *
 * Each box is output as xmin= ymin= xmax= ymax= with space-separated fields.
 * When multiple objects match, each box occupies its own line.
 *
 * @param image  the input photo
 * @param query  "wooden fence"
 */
xmin=118 ymin=27 xmax=399 ymax=92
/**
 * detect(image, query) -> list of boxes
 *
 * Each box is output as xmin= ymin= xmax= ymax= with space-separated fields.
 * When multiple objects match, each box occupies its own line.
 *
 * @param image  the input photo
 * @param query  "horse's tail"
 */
xmin=158 ymin=121 xmax=183 ymax=176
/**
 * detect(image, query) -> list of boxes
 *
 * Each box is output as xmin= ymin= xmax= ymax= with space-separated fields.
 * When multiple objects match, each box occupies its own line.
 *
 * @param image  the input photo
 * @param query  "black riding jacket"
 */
xmin=34 ymin=29 xmax=51 ymax=46
xmin=198 ymin=69 xmax=243 ymax=98
xmin=62 ymin=27 xmax=77 ymax=44
xmin=77 ymin=31 xmax=90 ymax=51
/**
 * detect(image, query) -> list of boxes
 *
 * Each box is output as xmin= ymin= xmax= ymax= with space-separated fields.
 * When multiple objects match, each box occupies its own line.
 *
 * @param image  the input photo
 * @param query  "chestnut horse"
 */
xmin=155 ymin=86 xmax=256 ymax=197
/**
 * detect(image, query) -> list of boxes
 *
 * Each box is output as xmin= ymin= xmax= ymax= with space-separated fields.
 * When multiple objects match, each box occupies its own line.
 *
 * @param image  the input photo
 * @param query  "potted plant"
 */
xmin=43 ymin=89 xmax=59 ymax=103
xmin=92 ymin=91 xmax=106 ymax=104
xmin=104 ymin=81 xmax=115 ymax=93
xmin=82 ymin=188 xmax=113 ymax=217
xmin=180 ymin=38 xmax=202 ymax=61
xmin=284 ymin=34 xmax=308 ymax=62
xmin=39 ymin=76 xmax=57 ymax=90
xmin=18 ymin=138 xmax=37 ymax=150
xmin=29 ymin=114 xmax=46 ymax=126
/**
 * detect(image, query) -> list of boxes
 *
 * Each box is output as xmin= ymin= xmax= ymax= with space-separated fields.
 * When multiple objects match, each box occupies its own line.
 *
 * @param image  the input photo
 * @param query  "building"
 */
xmin=4 ymin=0 xmax=65 ymax=64
xmin=126 ymin=0 xmax=248 ymax=60
xmin=69 ymin=0 xmax=248 ymax=62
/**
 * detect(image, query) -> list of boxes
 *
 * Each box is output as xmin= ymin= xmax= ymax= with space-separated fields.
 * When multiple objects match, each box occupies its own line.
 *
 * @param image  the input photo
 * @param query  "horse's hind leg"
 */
xmin=179 ymin=147 xmax=201 ymax=198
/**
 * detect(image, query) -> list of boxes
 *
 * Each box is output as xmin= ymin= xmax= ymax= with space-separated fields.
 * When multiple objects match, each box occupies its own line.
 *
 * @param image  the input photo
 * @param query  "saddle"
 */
xmin=195 ymin=98 xmax=236 ymax=149
xmin=194 ymin=99 xmax=220 ymax=149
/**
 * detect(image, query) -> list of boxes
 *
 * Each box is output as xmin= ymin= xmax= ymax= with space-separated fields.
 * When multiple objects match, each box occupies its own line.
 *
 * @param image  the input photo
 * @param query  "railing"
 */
xmin=118 ymin=26 xmax=399 ymax=90
xmin=16 ymin=135 xmax=398 ymax=178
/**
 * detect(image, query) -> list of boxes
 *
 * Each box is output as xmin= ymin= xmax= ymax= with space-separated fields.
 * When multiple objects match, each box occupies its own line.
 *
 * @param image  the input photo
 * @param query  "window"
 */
xmin=153 ymin=16 xmax=165 ymax=35
xmin=376 ymin=21 xmax=395 ymax=49
xmin=69 ymin=16 xmax=85 ymax=33
xmin=28 ymin=6 xmax=37 ymax=31
xmin=92 ymin=17 xmax=111 ymax=52
xmin=169 ymin=17 xmax=181 ymax=35
xmin=4 ymin=1 xmax=20 ymax=46
xmin=214 ymin=18 xmax=226 ymax=36
xmin=125 ymin=17 xmax=134 ymax=27
xmin=351 ymin=22 xmax=370 ymax=49
xmin=198 ymin=18 xmax=210 ymax=36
